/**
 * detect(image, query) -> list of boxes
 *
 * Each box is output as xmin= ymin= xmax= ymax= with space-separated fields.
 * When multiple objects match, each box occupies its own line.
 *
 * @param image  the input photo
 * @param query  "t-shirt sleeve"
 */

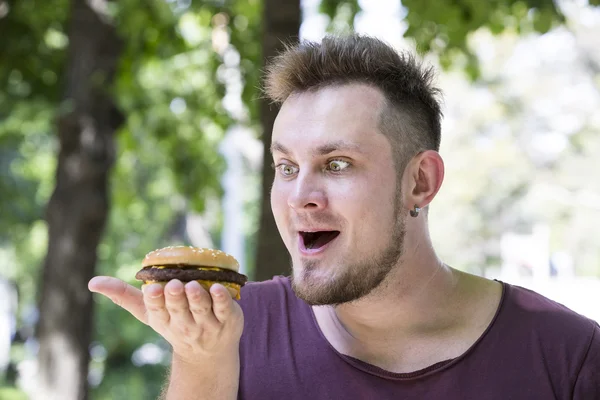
xmin=573 ymin=322 xmax=600 ymax=400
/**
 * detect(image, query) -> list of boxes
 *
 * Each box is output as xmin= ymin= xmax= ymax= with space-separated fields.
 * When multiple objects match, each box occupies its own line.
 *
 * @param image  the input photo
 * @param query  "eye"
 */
xmin=276 ymin=163 xmax=299 ymax=177
xmin=327 ymin=159 xmax=350 ymax=172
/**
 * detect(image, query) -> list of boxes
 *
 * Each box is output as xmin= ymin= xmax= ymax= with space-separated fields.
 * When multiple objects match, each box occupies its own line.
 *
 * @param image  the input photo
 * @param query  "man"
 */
xmin=89 ymin=35 xmax=600 ymax=399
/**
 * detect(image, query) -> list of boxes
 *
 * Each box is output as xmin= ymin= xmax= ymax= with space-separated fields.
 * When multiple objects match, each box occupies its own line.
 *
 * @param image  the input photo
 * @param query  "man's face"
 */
xmin=270 ymin=84 xmax=407 ymax=306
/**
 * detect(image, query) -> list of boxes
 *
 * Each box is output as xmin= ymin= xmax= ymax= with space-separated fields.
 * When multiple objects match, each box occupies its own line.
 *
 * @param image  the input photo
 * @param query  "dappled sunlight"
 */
xmin=1 ymin=0 xmax=599 ymax=398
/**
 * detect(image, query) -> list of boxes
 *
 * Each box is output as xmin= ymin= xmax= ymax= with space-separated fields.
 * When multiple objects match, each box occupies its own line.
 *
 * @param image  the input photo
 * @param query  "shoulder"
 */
xmin=573 ymin=322 xmax=600 ymax=398
xmin=239 ymin=275 xmax=292 ymax=300
xmin=500 ymin=281 xmax=598 ymax=362
xmin=502 ymin=282 xmax=597 ymax=333
xmin=237 ymin=275 xmax=296 ymax=314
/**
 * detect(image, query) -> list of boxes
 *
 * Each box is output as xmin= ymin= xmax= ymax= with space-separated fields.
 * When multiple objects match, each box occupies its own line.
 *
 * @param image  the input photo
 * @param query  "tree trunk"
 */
xmin=34 ymin=1 xmax=123 ymax=399
xmin=254 ymin=0 xmax=301 ymax=281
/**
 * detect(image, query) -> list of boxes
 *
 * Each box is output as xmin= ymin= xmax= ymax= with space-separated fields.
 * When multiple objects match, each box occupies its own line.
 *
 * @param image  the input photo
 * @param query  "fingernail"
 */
xmin=88 ymin=277 xmax=102 ymax=291
xmin=186 ymin=286 xmax=200 ymax=297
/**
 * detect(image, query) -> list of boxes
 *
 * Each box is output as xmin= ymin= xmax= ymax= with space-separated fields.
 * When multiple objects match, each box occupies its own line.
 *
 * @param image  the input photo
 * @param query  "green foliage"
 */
xmin=402 ymin=0 xmax=566 ymax=79
xmin=228 ymin=0 xmax=262 ymax=124
xmin=1 ymin=0 xmax=599 ymax=398
xmin=320 ymin=0 xmax=360 ymax=33
xmin=0 ymin=0 xmax=261 ymax=398
xmin=0 ymin=386 xmax=28 ymax=400
xmin=0 ymin=0 xmax=68 ymax=104
xmin=90 ymin=296 xmax=170 ymax=398
xmin=91 ymin=362 xmax=167 ymax=400
xmin=0 ymin=0 xmax=66 ymax=245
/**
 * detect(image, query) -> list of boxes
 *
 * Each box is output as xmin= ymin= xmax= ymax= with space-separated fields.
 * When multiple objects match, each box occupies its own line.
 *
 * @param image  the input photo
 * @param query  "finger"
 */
xmin=143 ymin=283 xmax=170 ymax=325
xmin=164 ymin=280 xmax=196 ymax=328
xmin=89 ymin=276 xmax=147 ymax=324
xmin=185 ymin=281 xmax=219 ymax=329
xmin=210 ymin=284 xmax=237 ymax=324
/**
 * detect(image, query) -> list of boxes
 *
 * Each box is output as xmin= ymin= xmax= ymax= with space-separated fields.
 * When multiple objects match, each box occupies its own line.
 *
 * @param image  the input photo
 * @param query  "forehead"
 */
xmin=272 ymin=84 xmax=389 ymax=154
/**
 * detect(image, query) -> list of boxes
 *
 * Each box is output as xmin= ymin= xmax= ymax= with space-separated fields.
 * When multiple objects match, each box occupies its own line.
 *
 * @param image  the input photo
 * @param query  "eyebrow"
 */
xmin=270 ymin=140 xmax=363 ymax=156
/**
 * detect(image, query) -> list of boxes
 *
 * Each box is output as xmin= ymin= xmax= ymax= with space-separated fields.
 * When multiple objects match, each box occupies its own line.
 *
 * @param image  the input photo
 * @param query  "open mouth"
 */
xmin=299 ymin=231 xmax=340 ymax=251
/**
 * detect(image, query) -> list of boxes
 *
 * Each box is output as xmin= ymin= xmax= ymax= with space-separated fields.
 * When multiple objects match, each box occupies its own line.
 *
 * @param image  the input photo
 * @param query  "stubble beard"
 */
xmin=291 ymin=197 xmax=406 ymax=306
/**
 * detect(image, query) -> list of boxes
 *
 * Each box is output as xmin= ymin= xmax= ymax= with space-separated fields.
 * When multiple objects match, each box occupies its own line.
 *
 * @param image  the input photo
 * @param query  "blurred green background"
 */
xmin=1 ymin=0 xmax=599 ymax=398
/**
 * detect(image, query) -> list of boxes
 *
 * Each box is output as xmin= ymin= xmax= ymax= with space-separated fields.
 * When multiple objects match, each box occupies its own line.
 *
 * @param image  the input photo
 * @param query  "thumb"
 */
xmin=89 ymin=276 xmax=148 ymax=325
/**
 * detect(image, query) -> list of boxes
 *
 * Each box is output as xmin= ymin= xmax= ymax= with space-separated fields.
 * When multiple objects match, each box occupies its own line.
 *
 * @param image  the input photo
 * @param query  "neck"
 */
xmin=310 ymin=222 xmax=503 ymax=373
xmin=316 ymin=226 xmax=464 ymax=345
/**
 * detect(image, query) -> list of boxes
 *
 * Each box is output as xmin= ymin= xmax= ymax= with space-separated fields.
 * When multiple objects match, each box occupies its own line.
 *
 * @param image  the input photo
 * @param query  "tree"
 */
xmin=254 ymin=0 xmax=301 ymax=281
xmin=2 ymin=0 xmax=235 ymax=397
xmin=34 ymin=0 xmax=123 ymax=398
xmin=1 ymin=0 xmax=599 ymax=398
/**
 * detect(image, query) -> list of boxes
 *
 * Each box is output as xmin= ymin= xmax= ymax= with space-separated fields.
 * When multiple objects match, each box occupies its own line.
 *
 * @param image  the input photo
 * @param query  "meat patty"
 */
xmin=136 ymin=265 xmax=248 ymax=286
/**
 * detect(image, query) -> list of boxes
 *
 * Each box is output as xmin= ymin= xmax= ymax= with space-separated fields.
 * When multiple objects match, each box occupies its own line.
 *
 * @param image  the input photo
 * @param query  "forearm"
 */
xmin=161 ymin=351 xmax=240 ymax=400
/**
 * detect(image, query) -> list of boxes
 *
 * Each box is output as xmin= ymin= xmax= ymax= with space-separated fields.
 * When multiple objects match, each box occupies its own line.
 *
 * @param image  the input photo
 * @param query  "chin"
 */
xmin=290 ymin=263 xmax=370 ymax=306
xmin=290 ymin=246 xmax=400 ymax=306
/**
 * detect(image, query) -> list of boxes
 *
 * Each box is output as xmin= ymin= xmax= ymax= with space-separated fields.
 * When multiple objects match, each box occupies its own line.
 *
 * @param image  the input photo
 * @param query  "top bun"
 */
xmin=142 ymin=246 xmax=240 ymax=272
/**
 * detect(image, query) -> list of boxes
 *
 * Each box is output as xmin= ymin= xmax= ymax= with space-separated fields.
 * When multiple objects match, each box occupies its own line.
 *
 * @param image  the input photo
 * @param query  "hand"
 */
xmin=88 ymin=277 xmax=244 ymax=364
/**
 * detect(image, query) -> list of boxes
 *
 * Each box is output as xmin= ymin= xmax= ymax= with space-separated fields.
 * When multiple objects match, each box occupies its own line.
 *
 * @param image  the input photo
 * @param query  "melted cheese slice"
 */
xmin=153 ymin=265 xmax=222 ymax=271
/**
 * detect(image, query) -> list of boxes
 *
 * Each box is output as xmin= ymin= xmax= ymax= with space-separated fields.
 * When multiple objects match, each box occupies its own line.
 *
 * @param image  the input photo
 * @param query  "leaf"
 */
xmin=401 ymin=0 xmax=565 ymax=78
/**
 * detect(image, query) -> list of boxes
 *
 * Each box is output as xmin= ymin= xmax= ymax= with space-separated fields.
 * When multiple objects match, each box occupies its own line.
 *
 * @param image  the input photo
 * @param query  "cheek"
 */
xmin=330 ymin=186 xmax=371 ymax=234
xmin=348 ymin=180 xmax=397 ymax=232
xmin=270 ymin=181 xmax=287 ymax=221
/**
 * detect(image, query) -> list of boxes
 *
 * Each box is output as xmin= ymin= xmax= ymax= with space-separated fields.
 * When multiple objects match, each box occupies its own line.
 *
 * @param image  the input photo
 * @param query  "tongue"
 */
xmin=308 ymin=231 xmax=339 ymax=249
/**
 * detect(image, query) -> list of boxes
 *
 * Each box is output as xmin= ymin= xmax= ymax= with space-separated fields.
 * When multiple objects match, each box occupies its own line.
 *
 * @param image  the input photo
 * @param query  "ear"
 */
xmin=402 ymin=150 xmax=444 ymax=211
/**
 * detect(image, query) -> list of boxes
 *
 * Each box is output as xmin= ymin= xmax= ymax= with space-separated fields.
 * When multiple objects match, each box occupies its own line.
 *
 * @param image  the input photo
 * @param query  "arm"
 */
xmin=160 ymin=350 xmax=239 ymax=400
xmin=89 ymin=277 xmax=243 ymax=400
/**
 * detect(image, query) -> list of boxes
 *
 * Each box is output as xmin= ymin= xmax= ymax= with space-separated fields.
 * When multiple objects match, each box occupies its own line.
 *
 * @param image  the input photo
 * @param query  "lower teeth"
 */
xmin=305 ymin=239 xmax=318 ymax=249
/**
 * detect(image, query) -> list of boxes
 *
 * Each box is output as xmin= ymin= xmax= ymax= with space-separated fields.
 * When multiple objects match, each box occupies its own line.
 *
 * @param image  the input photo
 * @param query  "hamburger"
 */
xmin=135 ymin=246 xmax=248 ymax=300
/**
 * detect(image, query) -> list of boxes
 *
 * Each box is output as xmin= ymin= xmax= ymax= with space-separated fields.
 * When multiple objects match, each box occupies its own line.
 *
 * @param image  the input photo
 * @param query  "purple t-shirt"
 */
xmin=238 ymin=276 xmax=600 ymax=399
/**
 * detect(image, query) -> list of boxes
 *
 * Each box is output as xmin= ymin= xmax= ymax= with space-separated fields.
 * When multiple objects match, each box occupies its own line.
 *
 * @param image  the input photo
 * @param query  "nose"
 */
xmin=287 ymin=173 xmax=328 ymax=210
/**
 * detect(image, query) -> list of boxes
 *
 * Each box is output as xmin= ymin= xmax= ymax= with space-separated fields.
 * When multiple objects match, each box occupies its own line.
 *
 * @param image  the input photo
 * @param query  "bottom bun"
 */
xmin=142 ymin=280 xmax=241 ymax=300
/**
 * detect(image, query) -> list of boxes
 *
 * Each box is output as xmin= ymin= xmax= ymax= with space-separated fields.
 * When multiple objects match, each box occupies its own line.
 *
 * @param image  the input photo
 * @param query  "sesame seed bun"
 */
xmin=142 ymin=246 xmax=240 ymax=272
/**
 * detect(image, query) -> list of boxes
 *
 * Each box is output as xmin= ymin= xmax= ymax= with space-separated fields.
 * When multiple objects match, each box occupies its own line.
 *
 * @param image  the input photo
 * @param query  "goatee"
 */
xmin=291 ymin=212 xmax=406 ymax=306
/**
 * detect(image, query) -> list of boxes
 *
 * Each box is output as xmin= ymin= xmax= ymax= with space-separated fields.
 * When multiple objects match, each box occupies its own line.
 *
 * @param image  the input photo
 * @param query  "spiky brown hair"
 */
xmin=264 ymin=34 xmax=443 ymax=171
